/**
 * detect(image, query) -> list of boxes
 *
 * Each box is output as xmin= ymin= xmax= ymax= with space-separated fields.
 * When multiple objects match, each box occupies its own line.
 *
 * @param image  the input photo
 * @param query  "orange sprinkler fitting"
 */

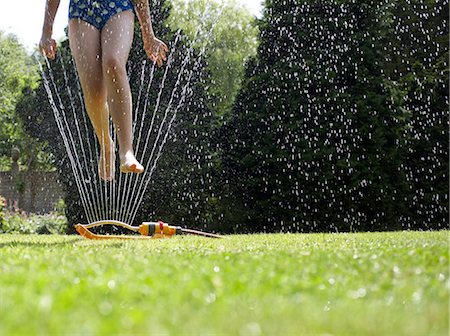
xmin=75 ymin=220 xmax=222 ymax=240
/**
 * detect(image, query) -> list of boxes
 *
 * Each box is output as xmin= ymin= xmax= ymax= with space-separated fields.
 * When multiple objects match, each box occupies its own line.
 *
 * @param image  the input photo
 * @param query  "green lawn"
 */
xmin=0 ymin=231 xmax=448 ymax=335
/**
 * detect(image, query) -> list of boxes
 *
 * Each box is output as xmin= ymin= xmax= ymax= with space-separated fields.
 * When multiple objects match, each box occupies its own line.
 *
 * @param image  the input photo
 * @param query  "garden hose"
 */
xmin=75 ymin=220 xmax=222 ymax=240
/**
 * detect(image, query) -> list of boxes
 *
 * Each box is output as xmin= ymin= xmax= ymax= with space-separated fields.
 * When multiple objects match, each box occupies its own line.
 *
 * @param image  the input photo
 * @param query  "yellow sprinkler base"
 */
xmin=75 ymin=220 xmax=222 ymax=240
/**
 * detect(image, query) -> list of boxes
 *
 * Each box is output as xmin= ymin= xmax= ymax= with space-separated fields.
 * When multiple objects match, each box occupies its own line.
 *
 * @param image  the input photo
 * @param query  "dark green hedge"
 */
xmin=219 ymin=0 xmax=449 ymax=232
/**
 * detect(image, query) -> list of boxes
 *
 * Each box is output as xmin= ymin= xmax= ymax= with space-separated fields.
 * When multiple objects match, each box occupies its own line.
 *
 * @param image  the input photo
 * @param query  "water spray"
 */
xmin=75 ymin=220 xmax=222 ymax=240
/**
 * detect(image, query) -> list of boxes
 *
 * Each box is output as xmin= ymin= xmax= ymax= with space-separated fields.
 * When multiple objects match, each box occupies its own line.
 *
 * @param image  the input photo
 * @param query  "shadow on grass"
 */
xmin=74 ymin=241 xmax=138 ymax=249
xmin=0 ymin=237 xmax=81 ymax=248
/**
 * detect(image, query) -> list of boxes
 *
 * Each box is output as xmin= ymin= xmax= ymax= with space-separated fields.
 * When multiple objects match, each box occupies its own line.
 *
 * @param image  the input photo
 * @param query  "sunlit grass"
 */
xmin=0 ymin=231 xmax=448 ymax=335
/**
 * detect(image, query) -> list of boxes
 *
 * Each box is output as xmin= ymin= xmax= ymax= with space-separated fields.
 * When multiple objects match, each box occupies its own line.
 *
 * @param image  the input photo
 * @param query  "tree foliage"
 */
xmin=0 ymin=32 xmax=52 ymax=170
xmin=167 ymin=0 xmax=259 ymax=117
xmin=384 ymin=1 xmax=449 ymax=229
xmin=219 ymin=0 xmax=448 ymax=232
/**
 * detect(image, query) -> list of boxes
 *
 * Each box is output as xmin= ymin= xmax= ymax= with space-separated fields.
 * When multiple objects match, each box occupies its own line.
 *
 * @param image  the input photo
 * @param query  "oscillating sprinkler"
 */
xmin=75 ymin=220 xmax=222 ymax=240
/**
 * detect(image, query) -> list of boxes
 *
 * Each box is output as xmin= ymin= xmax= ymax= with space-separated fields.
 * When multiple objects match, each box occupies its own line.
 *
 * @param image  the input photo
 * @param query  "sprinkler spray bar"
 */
xmin=75 ymin=220 xmax=222 ymax=240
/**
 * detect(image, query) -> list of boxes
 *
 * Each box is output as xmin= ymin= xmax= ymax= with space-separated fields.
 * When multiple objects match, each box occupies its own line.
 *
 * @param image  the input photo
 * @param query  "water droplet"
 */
xmin=205 ymin=292 xmax=216 ymax=304
xmin=107 ymin=279 xmax=116 ymax=290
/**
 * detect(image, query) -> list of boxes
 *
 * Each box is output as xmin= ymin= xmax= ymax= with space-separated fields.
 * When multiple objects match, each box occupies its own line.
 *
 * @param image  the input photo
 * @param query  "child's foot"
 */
xmin=99 ymin=141 xmax=115 ymax=181
xmin=120 ymin=151 xmax=144 ymax=174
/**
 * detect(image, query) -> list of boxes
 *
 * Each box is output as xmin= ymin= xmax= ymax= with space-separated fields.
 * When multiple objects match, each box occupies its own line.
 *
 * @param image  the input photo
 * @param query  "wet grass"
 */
xmin=0 ymin=231 xmax=448 ymax=335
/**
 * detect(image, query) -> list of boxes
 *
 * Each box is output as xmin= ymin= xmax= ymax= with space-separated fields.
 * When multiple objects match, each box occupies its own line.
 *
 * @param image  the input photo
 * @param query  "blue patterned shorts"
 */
xmin=69 ymin=0 xmax=135 ymax=31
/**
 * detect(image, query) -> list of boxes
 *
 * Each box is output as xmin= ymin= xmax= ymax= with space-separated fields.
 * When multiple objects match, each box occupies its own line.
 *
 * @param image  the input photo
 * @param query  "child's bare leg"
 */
xmin=68 ymin=20 xmax=115 ymax=181
xmin=102 ymin=12 xmax=144 ymax=174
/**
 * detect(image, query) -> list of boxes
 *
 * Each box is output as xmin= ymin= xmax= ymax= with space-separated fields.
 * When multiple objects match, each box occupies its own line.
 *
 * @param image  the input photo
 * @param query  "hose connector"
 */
xmin=139 ymin=221 xmax=182 ymax=237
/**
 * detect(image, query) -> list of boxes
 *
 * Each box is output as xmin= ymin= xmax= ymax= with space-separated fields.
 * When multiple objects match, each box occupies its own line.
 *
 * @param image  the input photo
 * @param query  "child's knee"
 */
xmin=103 ymin=57 xmax=126 ymax=78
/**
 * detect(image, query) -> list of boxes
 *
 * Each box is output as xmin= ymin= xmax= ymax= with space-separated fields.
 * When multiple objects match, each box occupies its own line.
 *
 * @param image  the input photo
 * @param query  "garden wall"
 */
xmin=0 ymin=171 xmax=64 ymax=214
